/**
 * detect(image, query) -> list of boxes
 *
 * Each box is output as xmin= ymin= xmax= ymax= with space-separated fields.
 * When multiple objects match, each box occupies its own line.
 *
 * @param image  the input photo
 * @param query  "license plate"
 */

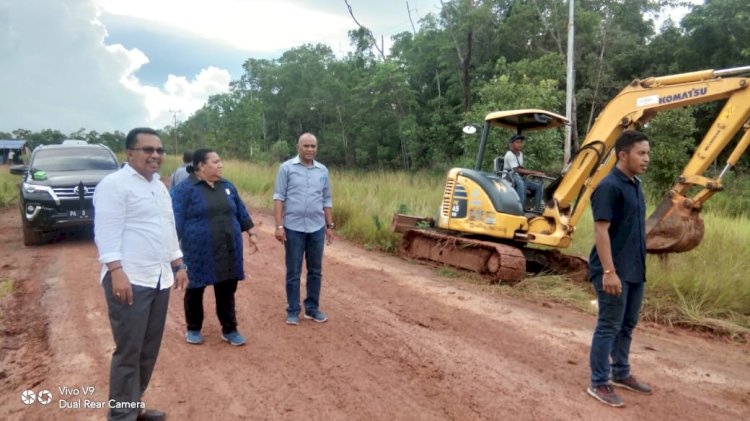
xmin=69 ymin=210 xmax=88 ymax=218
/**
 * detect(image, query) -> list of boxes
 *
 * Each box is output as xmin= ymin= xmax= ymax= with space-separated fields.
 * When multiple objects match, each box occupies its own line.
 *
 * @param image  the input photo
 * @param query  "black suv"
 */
xmin=10 ymin=141 xmax=120 ymax=245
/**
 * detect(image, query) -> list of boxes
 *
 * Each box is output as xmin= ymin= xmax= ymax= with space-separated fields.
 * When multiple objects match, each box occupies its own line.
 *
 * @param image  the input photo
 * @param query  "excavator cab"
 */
xmin=391 ymin=109 xmax=582 ymax=282
xmin=466 ymin=109 xmax=569 ymax=214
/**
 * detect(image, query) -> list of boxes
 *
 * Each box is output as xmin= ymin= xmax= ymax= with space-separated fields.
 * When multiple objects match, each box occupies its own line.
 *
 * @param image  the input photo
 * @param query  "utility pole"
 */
xmin=564 ymin=0 xmax=575 ymax=164
xmin=168 ymin=109 xmax=181 ymax=164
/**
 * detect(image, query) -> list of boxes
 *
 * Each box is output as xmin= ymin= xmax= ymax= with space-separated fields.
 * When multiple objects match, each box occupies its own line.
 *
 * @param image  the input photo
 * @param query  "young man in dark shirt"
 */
xmin=587 ymin=130 xmax=653 ymax=407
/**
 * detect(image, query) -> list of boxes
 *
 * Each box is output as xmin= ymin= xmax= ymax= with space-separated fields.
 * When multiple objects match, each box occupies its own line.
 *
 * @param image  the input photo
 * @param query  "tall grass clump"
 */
xmin=643 ymin=211 xmax=750 ymax=336
xmin=220 ymin=160 xmax=444 ymax=251
xmin=331 ymin=170 xmax=443 ymax=251
xmin=512 ymin=205 xmax=750 ymax=337
xmin=700 ymin=173 xmax=750 ymax=218
xmin=0 ymin=170 xmax=19 ymax=207
xmin=220 ymin=159 xmax=278 ymax=208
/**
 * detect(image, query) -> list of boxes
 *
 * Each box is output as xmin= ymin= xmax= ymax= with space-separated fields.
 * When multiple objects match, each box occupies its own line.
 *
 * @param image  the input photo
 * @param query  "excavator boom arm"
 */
xmin=550 ymin=66 xmax=750 ymax=245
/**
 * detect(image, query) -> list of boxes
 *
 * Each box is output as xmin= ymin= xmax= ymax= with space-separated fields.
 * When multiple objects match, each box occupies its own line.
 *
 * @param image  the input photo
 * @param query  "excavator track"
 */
xmin=399 ymin=229 xmax=588 ymax=283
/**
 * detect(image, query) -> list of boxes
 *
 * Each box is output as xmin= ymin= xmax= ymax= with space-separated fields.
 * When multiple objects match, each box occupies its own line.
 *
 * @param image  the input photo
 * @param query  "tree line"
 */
xmin=5 ymin=0 xmax=749 ymax=192
xmin=177 ymin=0 xmax=749 ymax=180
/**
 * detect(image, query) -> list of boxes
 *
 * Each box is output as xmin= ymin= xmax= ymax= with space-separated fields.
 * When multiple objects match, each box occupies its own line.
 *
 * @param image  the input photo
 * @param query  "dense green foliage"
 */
xmin=175 ymin=0 xmax=750 ymax=177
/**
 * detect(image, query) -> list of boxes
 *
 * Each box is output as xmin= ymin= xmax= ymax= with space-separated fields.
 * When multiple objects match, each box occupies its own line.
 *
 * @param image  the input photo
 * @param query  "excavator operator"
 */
xmin=503 ymin=134 xmax=546 ymax=211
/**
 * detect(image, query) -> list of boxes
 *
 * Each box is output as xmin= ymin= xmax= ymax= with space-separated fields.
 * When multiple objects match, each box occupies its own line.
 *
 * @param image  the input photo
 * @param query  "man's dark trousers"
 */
xmin=103 ymin=272 xmax=170 ymax=421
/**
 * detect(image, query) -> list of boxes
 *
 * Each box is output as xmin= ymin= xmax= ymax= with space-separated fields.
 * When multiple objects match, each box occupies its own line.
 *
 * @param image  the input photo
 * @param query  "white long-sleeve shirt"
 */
xmin=93 ymin=163 xmax=182 ymax=289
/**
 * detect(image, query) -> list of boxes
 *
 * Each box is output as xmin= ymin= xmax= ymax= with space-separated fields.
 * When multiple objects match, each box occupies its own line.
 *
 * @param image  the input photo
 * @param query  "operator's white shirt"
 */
xmin=504 ymin=150 xmax=524 ymax=172
xmin=93 ymin=163 xmax=182 ymax=289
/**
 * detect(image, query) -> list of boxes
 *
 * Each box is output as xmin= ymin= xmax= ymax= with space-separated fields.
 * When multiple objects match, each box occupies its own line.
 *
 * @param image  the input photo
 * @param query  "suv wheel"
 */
xmin=22 ymin=224 xmax=45 ymax=246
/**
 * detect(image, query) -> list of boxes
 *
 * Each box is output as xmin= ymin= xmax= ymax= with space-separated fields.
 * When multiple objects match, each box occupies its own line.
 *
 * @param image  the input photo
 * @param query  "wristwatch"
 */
xmin=603 ymin=269 xmax=614 ymax=275
xmin=276 ymin=225 xmax=284 ymax=230
xmin=172 ymin=263 xmax=188 ymax=274
xmin=326 ymin=223 xmax=335 ymax=229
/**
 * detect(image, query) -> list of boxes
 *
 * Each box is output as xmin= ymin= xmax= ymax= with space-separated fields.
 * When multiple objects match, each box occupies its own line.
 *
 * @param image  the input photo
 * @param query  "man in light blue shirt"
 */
xmin=273 ymin=132 xmax=334 ymax=326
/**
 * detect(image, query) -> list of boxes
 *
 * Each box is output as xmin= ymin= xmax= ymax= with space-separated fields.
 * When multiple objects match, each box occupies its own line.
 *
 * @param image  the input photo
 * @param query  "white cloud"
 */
xmin=125 ymin=67 xmax=232 ymax=127
xmin=0 ymin=0 xmax=231 ymax=133
xmin=98 ymin=0 xmax=355 ymax=54
xmin=97 ymin=0 xmax=443 ymax=57
xmin=0 ymin=0 xmax=442 ymax=133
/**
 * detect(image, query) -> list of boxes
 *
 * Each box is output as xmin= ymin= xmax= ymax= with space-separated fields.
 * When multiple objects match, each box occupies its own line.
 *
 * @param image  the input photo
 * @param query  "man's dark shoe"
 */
xmin=611 ymin=375 xmax=652 ymax=395
xmin=587 ymin=385 xmax=624 ymax=407
xmin=137 ymin=408 xmax=166 ymax=421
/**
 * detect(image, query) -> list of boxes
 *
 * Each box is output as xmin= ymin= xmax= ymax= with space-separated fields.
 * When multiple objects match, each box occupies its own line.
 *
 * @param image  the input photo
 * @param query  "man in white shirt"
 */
xmin=503 ymin=134 xmax=546 ymax=211
xmin=94 ymin=127 xmax=188 ymax=421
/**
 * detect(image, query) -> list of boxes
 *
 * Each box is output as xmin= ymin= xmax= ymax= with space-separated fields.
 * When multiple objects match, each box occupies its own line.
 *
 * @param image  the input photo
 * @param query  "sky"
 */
xmin=0 ymin=0 xmax=442 ymax=134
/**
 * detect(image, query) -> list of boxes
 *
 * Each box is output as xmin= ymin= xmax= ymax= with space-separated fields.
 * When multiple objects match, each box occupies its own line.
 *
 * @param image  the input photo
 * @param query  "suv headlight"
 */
xmin=22 ymin=182 xmax=54 ymax=198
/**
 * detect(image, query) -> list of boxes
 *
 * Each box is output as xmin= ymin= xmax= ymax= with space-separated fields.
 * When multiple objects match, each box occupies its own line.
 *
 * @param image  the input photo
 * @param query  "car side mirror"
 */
xmin=9 ymin=165 xmax=27 ymax=175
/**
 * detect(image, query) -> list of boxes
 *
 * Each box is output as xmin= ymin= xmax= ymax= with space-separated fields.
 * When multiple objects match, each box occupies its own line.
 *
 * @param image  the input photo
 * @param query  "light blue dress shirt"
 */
xmin=273 ymin=156 xmax=332 ymax=233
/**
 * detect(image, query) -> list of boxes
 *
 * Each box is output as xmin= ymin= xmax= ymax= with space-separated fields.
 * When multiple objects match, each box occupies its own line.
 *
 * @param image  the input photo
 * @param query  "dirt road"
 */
xmin=1 ymin=207 xmax=748 ymax=420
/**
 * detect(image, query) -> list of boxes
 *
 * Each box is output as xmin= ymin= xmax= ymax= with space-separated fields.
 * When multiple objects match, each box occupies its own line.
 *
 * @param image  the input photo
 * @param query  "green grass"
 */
xmin=218 ymin=160 xmax=750 ymax=338
xmin=221 ymin=161 xmax=444 ymax=252
xmin=0 ymin=168 xmax=20 ymax=207
xmin=641 ymin=212 xmax=750 ymax=338
xmin=0 ymin=278 xmax=13 ymax=299
xmin=3 ymin=159 xmax=749 ymax=339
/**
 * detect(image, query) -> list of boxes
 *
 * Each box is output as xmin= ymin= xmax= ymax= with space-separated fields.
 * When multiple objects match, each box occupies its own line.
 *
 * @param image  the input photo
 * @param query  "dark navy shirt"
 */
xmin=588 ymin=167 xmax=646 ymax=283
xmin=171 ymin=175 xmax=254 ymax=288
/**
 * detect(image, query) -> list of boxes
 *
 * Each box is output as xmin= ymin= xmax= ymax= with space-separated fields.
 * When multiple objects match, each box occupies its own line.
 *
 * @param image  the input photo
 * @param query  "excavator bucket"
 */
xmin=645 ymin=196 xmax=705 ymax=254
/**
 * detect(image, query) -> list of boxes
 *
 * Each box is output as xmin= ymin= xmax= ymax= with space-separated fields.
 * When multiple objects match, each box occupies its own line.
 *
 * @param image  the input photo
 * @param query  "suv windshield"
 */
xmin=31 ymin=148 xmax=119 ymax=172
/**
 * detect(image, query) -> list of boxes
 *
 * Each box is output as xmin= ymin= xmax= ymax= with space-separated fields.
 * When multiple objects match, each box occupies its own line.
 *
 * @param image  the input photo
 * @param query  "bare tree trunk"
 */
xmin=261 ymin=112 xmax=267 ymax=142
xmin=409 ymin=1 xmax=442 ymax=99
xmin=586 ymin=24 xmax=608 ymax=133
xmin=571 ymin=99 xmax=579 ymax=151
xmin=345 ymin=0 xmax=386 ymax=60
xmin=336 ymin=105 xmax=351 ymax=167
xmin=436 ymin=69 xmax=442 ymax=98
xmin=533 ymin=0 xmax=579 ymax=152
xmin=463 ymin=29 xmax=472 ymax=112
xmin=440 ymin=0 xmax=474 ymax=112
xmin=407 ymin=1 xmax=417 ymax=34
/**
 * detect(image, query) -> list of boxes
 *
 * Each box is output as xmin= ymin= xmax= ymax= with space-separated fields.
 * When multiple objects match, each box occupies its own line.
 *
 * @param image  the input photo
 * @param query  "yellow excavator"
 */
xmin=392 ymin=65 xmax=750 ymax=282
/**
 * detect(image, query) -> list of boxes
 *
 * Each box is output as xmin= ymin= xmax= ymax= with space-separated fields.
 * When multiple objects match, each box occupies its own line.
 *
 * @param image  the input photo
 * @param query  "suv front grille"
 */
xmin=52 ymin=185 xmax=97 ymax=200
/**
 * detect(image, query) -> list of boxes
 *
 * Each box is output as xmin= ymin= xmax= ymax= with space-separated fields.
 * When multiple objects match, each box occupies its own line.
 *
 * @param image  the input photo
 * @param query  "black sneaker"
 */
xmin=587 ymin=385 xmax=624 ymax=407
xmin=611 ymin=375 xmax=652 ymax=395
